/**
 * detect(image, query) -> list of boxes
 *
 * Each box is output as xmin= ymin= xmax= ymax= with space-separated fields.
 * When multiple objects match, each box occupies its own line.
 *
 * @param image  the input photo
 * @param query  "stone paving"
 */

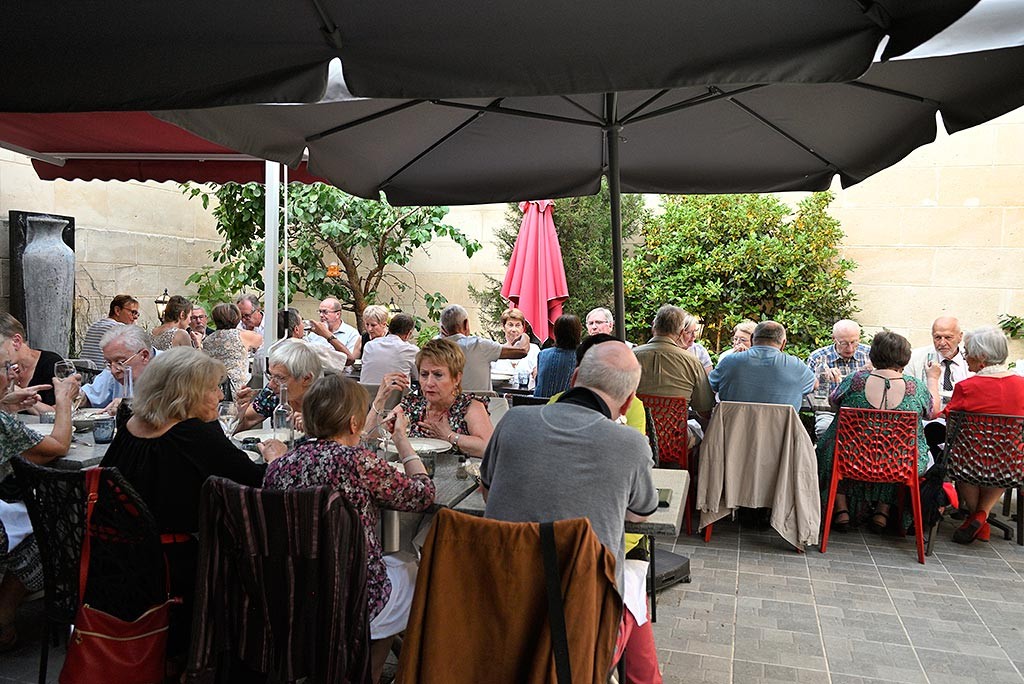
xmin=3 ymin=515 xmax=1024 ymax=683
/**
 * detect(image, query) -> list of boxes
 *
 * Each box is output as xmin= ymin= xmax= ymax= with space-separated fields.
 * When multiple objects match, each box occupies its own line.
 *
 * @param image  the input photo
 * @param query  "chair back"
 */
xmin=637 ymin=395 xmax=688 ymax=468
xmin=944 ymin=410 xmax=1024 ymax=489
xmin=509 ymin=394 xmax=550 ymax=407
xmin=12 ymin=459 xmax=165 ymax=624
xmin=833 ymin=407 xmax=919 ymax=484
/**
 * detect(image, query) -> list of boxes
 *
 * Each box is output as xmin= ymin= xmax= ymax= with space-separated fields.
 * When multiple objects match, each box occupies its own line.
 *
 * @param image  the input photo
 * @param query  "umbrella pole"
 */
xmin=262 ymin=160 xmax=280 ymax=360
xmin=605 ymin=93 xmax=626 ymax=340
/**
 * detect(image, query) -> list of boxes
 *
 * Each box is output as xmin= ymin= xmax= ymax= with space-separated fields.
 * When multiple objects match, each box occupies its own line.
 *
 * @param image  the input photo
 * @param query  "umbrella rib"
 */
xmin=625 ymin=85 xmax=765 ymax=125
xmin=307 ymin=0 xmax=345 ymax=50
xmin=431 ymin=100 xmax=603 ymax=128
xmin=558 ymin=96 xmax=606 ymax=124
xmin=724 ymin=96 xmax=840 ymax=174
xmin=848 ymin=81 xmax=937 ymax=107
xmin=619 ymin=89 xmax=671 ymax=123
xmin=307 ymin=100 xmax=427 ymax=142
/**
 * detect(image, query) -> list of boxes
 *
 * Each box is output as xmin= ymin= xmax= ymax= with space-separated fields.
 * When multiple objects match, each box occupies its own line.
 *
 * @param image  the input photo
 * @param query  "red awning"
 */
xmin=0 ymin=112 xmax=322 ymax=184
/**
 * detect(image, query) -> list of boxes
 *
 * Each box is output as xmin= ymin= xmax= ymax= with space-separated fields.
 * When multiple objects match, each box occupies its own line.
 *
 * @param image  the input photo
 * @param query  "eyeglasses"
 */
xmin=3 ymin=361 xmax=18 ymax=376
xmin=731 ymin=336 xmax=751 ymax=343
xmin=240 ymin=310 xmax=260 ymax=320
xmin=190 ymin=315 xmax=206 ymax=322
xmin=105 ymin=348 xmax=144 ymax=370
xmin=834 ymin=340 xmax=859 ymax=348
xmin=267 ymin=372 xmax=291 ymax=384
xmin=124 ymin=309 xmax=141 ymax=319
xmin=318 ymin=308 xmax=342 ymax=315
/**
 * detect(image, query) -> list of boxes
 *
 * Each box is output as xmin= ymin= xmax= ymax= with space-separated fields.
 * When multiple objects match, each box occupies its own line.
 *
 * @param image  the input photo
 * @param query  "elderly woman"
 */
xmin=679 ymin=312 xmax=713 ymax=373
xmin=534 ymin=314 xmax=582 ymax=398
xmin=718 ymin=319 xmax=756 ymax=362
xmin=236 ymin=339 xmax=324 ymax=433
xmin=0 ymin=352 xmax=78 ymax=651
xmin=816 ymin=331 xmax=941 ymax=533
xmin=490 ymin=308 xmax=541 ymax=389
xmin=263 ymin=375 xmax=434 ymax=682
xmin=100 ymin=347 xmax=274 ymax=659
xmin=371 ymin=338 xmax=493 ymax=458
xmin=151 ymin=295 xmax=198 ymax=350
xmin=202 ymin=302 xmax=263 ymax=395
xmin=942 ymin=326 xmax=1024 ymax=544
xmin=359 ymin=304 xmax=390 ymax=350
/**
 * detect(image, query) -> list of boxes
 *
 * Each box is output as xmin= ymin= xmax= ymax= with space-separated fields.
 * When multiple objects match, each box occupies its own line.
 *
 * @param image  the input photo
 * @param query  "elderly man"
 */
xmin=305 ymin=297 xmax=360 ymax=364
xmin=0 ymin=313 xmax=64 ymax=412
xmin=633 ymin=305 xmax=715 ymax=415
xmin=805 ymin=319 xmax=871 ymax=437
xmin=481 ymin=341 xmax=660 ymax=682
xmin=906 ymin=316 xmax=971 ymax=456
xmin=235 ymin=293 xmax=265 ymax=337
xmin=80 ymin=326 xmax=155 ymax=410
xmin=710 ymin=320 xmax=814 ymax=411
xmin=263 ymin=308 xmax=348 ymax=375
xmin=360 ymin=313 xmax=418 ymax=384
xmin=586 ymin=306 xmax=635 ymax=348
xmin=439 ymin=304 xmax=528 ymax=392
xmin=80 ymin=294 xmax=138 ymax=366
xmin=189 ymin=305 xmax=215 ymax=340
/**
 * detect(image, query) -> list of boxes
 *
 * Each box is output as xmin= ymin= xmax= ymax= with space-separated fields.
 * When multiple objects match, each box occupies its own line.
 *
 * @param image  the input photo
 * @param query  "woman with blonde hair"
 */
xmin=360 ymin=304 xmax=390 ymax=350
xmin=100 ymin=347 xmax=275 ymax=659
xmin=370 ymin=338 xmax=493 ymax=458
xmin=264 ymin=375 xmax=434 ymax=682
xmin=718 ymin=319 xmax=757 ymax=361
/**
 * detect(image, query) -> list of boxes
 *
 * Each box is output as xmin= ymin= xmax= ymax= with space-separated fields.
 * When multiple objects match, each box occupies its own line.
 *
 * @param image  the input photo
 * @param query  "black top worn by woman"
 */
xmin=28 ymin=349 xmax=62 ymax=406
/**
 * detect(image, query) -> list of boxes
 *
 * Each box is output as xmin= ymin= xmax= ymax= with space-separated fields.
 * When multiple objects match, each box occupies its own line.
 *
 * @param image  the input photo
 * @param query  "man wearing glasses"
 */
xmin=80 ymin=294 xmax=139 ymax=367
xmin=189 ymin=306 xmax=215 ymax=340
xmin=80 ymin=326 xmax=155 ymax=411
xmin=235 ymin=294 xmax=265 ymax=337
xmin=805 ymin=319 xmax=871 ymax=437
xmin=305 ymin=297 xmax=361 ymax=364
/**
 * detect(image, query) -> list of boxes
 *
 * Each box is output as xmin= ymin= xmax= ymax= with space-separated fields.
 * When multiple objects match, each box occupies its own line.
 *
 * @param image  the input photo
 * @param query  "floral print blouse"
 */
xmin=400 ymin=392 xmax=488 ymax=455
xmin=0 ymin=411 xmax=43 ymax=483
xmin=262 ymin=440 xmax=435 ymax=619
xmin=251 ymin=387 xmax=279 ymax=418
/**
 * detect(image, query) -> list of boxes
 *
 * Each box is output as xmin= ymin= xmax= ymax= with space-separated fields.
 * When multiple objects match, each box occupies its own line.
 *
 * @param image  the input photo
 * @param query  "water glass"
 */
xmin=93 ymin=417 xmax=116 ymax=444
xmin=53 ymin=359 xmax=77 ymax=380
xmin=217 ymin=401 xmax=238 ymax=437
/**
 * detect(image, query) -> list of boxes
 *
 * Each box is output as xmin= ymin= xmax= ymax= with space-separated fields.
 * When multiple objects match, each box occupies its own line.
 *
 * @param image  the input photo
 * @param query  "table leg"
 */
xmin=648 ymin=534 xmax=657 ymax=623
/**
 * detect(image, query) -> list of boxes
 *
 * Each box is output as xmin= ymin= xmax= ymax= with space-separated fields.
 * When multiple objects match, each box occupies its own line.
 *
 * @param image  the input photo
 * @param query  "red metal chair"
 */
xmin=821 ymin=407 xmax=926 ymax=564
xmin=944 ymin=410 xmax=1024 ymax=545
xmin=637 ymin=394 xmax=694 ymax=533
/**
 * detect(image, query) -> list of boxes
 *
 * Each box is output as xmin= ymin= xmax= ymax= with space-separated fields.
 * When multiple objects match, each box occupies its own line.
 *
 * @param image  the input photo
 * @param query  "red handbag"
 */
xmin=59 ymin=469 xmax=175 ymax=684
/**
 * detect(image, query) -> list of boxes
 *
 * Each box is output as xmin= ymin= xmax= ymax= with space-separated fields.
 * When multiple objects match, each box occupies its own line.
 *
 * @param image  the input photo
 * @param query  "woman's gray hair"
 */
xmin=268 ymin=339 xmax=324 ymax=382
xmin=964 ymin=325 xmax=1008 ymax=366
xmin=99 ymin=324 xmax=153 ymax=354
xmin=363 ymin=304 xmax=388 ymax=324
xmin=132 ymin=347 xmax=224 ymax=425
xmin=734 ymin=319 xmax=757 ymax=336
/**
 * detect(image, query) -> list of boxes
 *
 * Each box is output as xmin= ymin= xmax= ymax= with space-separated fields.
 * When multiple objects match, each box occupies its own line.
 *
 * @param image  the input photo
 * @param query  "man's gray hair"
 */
xmin=269 ymin=339 xmax=324 ymax=382
xmin=752 ymin=320 xmax=786 ymax=344
xmin=100 ymin=324 xmax=153 ymax=353
xmin=587 ymin=307 xmax=614 ymax=323
xmin=832 ymin=319 xmax=861 ymax=337
xmin=440 ymin=304 xmax=468 ymax=336
xmin=652 ymin=305 xmax=687 ymax=336
xmin=964 ymin=325 xmax=1009 ymax=366
xmin=235 ymin=293 xmax=261 ymax=310
xmin=576 ymin=343 xmax=640 ymax=405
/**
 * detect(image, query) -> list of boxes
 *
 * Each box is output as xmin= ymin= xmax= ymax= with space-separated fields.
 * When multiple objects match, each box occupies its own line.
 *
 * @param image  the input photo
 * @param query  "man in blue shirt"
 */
xmin=709 ymin=321 xmax=814 ymax=411
xmin=805 ymin=319 xmax=871 ymax=436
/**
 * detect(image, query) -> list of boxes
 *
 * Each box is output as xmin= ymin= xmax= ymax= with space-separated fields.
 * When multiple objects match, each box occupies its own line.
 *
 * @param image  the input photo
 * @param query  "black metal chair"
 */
xmin=508 ymin=394 xmax=550 ymax=407
xmin=12 ymin=459 xmax=165 ymax=684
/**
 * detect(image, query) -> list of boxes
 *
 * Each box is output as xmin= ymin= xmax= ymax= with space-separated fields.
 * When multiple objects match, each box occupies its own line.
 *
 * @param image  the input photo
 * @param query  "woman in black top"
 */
xmin=101 ymin=347 xmax=282 ymax=658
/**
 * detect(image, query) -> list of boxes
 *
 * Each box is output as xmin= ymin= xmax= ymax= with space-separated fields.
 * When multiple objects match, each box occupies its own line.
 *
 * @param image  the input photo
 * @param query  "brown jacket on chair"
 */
xmin=397 ymin=508 xmax=622 ymax=684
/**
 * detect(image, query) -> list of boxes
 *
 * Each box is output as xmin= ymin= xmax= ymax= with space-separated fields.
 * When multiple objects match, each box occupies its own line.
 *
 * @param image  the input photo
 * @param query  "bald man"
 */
xmin=305 ymin=297 xmax=361 ymax=364
xmin=906 ymin=316 xmax=971 ymax=457
xmin=805 ymin=319 xmax=871 ymax=437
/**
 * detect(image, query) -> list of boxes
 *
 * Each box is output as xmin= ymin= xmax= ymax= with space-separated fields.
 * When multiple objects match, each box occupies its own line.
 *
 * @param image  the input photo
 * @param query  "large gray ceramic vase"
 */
xmin=22 ymin=215 xmax=74 ymax=357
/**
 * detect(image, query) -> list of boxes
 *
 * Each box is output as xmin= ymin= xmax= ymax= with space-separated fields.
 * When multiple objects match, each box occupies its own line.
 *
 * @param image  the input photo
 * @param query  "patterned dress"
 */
xmin=203 ymin=329 xmax=250 ymax=395
xmin=0 ymin=412 xmax=45 ymax=592
xmin=152 ymin=327 xmax=182 ymax=351
xmin=262 ymin=441 xmax=435 ymax=619
xmin=816 ymin=370 xmax=932 ymax=512
xmin=400 ymin=393 xmax=488 ymax=455
xmin=251 ymin=386 xmax=280 ymax=418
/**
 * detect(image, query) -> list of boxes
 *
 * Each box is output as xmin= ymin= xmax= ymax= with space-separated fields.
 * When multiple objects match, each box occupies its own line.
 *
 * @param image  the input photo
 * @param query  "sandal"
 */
xmin=831 ymin=509 xmax=851 ymax=533
xmin=868 ymin=510 xmax=889 ymax=534
xmin=953 ymin=511 xmax=990 ymax=544
xmin=0 ymin=624 xmax=17 ymax=653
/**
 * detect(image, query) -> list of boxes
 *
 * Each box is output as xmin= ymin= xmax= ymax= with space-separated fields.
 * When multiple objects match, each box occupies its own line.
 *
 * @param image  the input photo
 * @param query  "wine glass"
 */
xmin=218 ymin=401 xmax=239 ymax=437
xmin=54 ymin=360 xmax=86 ymax=410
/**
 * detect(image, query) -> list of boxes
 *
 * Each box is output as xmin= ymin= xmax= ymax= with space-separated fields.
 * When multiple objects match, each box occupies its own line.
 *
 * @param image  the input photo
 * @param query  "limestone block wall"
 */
xmin=827 ymin=107 xmax=1024 ymax=354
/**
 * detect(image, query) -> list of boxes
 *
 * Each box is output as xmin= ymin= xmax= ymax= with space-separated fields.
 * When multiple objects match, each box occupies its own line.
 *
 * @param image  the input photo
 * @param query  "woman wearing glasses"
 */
xmin=234 ymin=340 xmax=324 ymax=433
xmin=717 ymin=320 xmax=757 ymax=362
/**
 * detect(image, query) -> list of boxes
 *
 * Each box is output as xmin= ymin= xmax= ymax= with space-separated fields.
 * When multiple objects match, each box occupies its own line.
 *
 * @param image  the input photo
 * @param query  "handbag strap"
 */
xmin=540 ymin=521 xmax=572 ymax=684
xmin=77 ymin=468 xmax=101 ymax=604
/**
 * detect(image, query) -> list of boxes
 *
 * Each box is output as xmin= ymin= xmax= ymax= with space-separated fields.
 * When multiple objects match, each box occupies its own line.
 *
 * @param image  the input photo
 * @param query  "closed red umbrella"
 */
xmin=501 ymin=200 xmax=569 ymax=343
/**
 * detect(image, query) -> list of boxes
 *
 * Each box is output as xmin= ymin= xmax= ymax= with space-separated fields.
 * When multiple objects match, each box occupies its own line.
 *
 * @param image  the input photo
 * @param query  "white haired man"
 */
xmin=80 ymin=326 xmax=155 ymax=411
xmin=235 ymin=293 xmax=265 ymax=337
xmin=586 ymin=307 xmax=635 ymax=348
xmin=439 ymin=304 xmax=528 ymax=392
xmin=906 ymin=316 xmax=972 ymax=457
xmin=805 ymin=319 xmax=871 ymax=437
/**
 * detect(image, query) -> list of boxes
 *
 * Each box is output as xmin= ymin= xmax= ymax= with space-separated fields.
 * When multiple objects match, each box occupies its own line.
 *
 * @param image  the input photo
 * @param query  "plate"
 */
xmin=75 ymin=408 xmax=108 ymax=417
xmin=27 ymin=422 xmax=55 ymax=436
xmin=234 ymin=428 xmax=306 ymax=442
xmin=382 ymin=437 xmax=452 ymax=454
xmin=490 ymin=372 xmax=513 ymax=382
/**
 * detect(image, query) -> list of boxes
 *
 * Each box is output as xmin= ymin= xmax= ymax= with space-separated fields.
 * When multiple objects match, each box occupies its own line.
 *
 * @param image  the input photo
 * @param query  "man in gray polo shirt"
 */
xmin=439 ymin=304 xmax=528 ymax=392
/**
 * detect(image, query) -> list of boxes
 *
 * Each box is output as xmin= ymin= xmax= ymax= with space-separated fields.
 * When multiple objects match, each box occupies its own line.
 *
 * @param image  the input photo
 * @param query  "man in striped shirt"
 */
xmin=79 ymin=294 xmax=139 ymax=367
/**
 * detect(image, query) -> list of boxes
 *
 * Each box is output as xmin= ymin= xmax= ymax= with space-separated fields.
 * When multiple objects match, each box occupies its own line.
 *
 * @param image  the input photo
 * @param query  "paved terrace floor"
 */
xmin=3 ymin=515 xmax=1024 ymax=683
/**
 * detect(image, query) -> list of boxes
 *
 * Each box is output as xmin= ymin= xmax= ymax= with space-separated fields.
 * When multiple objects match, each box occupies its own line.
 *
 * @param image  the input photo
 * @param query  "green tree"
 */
xmin=185 ymin=183 xmax=481 ymax=331
xmin=469 ymin=183 xmax=649 ymax=339
xmin=623 ymin=192 xmax=857 ymax=359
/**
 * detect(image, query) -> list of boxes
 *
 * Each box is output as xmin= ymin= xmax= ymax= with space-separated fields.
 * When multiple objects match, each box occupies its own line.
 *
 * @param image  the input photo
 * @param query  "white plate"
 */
xmin=490 ymin=373 xmax=513 ymax=382
xmin=382 ymin=437 xmax=452 ymax=454
xmin=27 ymin=422 xmax=55 ymax=436
xmin=76 ymin=408 xmax=108 ymax=418
xmin=234 ymin=428 xmax=306 ymax=442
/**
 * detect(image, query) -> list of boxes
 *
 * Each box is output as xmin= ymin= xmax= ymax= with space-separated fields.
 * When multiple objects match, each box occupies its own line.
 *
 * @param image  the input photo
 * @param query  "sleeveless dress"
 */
xmin=400 ymin=392 xmax=488 ymax=456
xmin=816 ymin=370 xmax=932 ymax=513
xmin=152 ymin=327 xmax=180 ymax=351
xmin=203 ymin=329 xmax=251 ymax=395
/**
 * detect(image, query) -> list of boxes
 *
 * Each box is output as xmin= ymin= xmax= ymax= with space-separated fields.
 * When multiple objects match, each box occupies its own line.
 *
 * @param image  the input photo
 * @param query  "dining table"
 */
xmin=17 ymin=414 xmax=109 ymax=470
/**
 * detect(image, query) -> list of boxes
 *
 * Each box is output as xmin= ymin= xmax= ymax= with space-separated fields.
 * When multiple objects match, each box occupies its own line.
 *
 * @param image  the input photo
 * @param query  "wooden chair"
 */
xmin=636 ymin=395 xmax=694 ymax=534
xmin=821 ymin=407 xmax=925 ymax=564
xmin=944 ymin=410 xmax=1024 ymax=545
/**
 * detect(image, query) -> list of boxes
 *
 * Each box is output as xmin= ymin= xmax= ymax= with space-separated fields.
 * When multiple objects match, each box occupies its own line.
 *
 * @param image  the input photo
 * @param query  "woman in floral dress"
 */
xmin=262 ymin=374 xmax=434 ymax=683
xmin=817 ymin=330 xmax=942 ymax=533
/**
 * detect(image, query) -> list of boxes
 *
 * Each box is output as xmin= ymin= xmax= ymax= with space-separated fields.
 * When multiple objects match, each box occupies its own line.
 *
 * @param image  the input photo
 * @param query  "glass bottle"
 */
xmin=115 ymin=366 xmax=134 ymax=431
xmin=273 ymin=385 xmax=293 ymax=447
xmin=456 ymin=455 xmax=469 ymax=480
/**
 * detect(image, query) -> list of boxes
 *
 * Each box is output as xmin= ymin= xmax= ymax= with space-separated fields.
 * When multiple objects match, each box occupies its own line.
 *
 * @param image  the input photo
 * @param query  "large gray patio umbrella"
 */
xmin=0 ymin=0 xmax=977 ymax=112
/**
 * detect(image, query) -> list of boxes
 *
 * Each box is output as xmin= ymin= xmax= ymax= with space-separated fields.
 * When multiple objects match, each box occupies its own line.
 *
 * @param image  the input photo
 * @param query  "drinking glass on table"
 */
xmin=218 ymin=401 xmax=239 ymax=436
xmin=54 ymin=359 xmax=86 ymax=410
